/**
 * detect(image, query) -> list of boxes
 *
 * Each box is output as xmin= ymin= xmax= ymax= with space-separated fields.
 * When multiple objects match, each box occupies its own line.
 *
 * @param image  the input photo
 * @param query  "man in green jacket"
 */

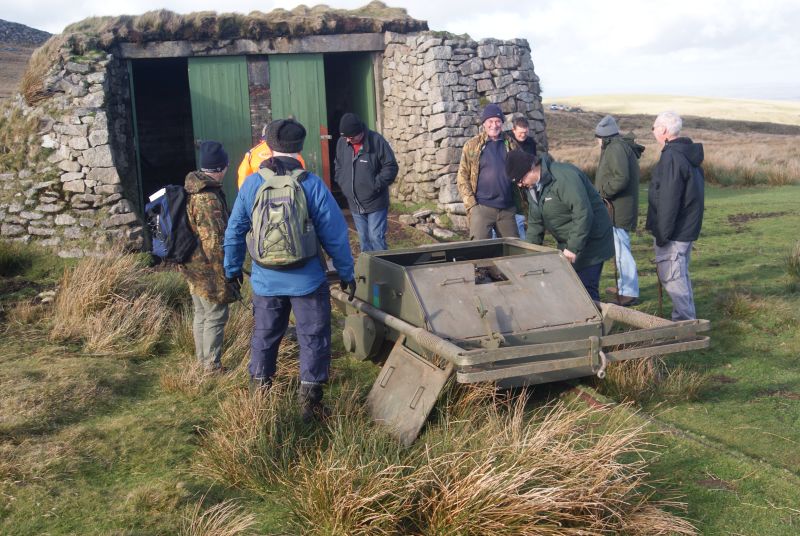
xmin=594 ymin=115 xmax=645 ymax=306
xmin=506 ymin=150 xmax=614 ymax=300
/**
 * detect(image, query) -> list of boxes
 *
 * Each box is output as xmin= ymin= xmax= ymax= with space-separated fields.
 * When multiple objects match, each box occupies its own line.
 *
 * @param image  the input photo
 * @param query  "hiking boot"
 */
xmin=616 ymin=295 xmax=640 ymax=307
xmin=298 ymin=383 xmax=331 ymax=423
xmin=249 ymin=376 xmax=272 ymax=395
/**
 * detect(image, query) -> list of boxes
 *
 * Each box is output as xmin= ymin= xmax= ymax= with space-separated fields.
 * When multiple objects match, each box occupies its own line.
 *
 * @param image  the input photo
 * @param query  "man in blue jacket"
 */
xmin=224 ymin=118 xmax=356 ymax=421
xmin=334 ymin=112 xmax=398 ymax=252
xmin=647 ymin=111 xmax=704 ymax=321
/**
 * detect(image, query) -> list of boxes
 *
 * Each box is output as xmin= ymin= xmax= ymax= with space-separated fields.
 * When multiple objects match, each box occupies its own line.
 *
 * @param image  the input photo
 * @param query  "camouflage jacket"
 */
xmin=181 ymin=171 xmax=236 ymax=304
xmin=456 ymin=130 xmax=525 ymax=214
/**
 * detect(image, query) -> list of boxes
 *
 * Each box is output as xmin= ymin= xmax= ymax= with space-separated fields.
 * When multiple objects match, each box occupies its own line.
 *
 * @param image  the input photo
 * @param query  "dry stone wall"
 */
xmin=0 ymin=48 xmax=143 ymax=257
xmin=382 ymin=31 xmax=546 ymax=228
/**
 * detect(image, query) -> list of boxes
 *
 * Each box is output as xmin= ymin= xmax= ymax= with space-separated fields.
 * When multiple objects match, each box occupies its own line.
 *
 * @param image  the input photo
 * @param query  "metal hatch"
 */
xmin=405 ymin=251 xmax=599 ymax=340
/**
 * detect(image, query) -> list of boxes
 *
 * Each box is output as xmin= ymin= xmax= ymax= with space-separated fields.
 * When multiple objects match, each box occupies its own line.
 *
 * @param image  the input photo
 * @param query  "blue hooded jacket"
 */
xmin=224 ymin=159 xmax=354 ymax=296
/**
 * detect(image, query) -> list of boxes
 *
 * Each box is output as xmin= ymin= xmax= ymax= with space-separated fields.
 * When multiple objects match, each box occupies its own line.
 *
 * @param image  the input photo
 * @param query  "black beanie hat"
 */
xmin=505 ymin=150 xmax=539 ymax=182
xmin=481 ymin=103 xmax=505 ymax=124
xmin=199 ymin=140 xmax=228 ymax=172
xmin=339 ymin=113 xmax=364 ymax=137
xmin=266 ymin=118 xmax=306 ymax=153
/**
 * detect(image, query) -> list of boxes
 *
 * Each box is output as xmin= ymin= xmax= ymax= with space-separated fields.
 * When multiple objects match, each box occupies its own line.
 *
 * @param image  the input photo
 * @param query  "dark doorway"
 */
xmin=130 ymin=58 xmax=195 ymax=203
xmin=323 ymin=52 xmax=377 ymax=206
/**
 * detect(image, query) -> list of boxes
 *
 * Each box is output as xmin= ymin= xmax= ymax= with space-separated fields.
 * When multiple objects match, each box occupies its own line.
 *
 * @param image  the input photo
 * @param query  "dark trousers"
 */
xmin=575 ymin=262 xmax=604 ymax=301
xmin=250 ymin=283 xmax=331 ymax=384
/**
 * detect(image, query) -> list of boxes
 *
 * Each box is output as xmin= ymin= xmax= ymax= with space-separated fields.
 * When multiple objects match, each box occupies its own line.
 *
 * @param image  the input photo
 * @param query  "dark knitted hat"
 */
xmin=265 ymin=118 xmax=306 ymax=153
xmin=481 ymin=103 xmax=505 ymax=124
xmin=199 ymin=140 xmax=228 ymax=172
xmin=505 ymin=150 xmax=539 ymax=182
xmin=339 ymin=113 xmax=364 ymax=137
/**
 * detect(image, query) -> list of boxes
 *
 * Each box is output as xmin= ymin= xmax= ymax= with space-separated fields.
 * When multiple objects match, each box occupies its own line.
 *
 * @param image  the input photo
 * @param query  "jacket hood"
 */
xmin=621 ymin=132 xmax=645 ymax=159
xmin=664 ymin=137 xmax=704 ymax=166
xmin=184 ymin=171 xmax=223 ymax=194
xmin=537 ymin=153 xmax=555 ymax=189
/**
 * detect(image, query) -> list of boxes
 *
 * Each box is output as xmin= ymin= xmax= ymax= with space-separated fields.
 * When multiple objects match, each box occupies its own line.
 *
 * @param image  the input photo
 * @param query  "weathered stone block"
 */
xmin=459 ymin=58 xmax=484 ymax=76
xmin=68 ymin=137 xmax=90 ymax=150
xmin=61 ymin=171 xmax=85 ymax=182
xmin=477 ymin=79 xmax=494 ymax=92
xmin=65 ymin=62 xmax=91 ymax=74
xmin=64 ymin=226 xmax=83 ymax=239
xmin=20 ymin=211 xmax=44 ymax=220
xmin=1 ymin=223 xmax=24 ymax=236
xmin=54 ymin=123 xmax=89 ymax=137
xmin=438 ymin=182 xmax=461 ymax=204
xmin=433 ymin=227 xmax=456 ymax=240
xmin=28 ymin=226 xmax=56 ymax=236
xmin=37 ymin=203 xmax=65 ymax=213
xmin=88 ymin=129 xmax=109 ymax=147
xmin=63 ymin=180 xmax=86 ymax=193
xmin=87 ymin=167 xmax=120 ymax=185
xmin=424 ymin=46 xmax=452 ymax=63
xmin=82 ymin=145 xmax=113 ymax=167
xmin=59 ymin=160 xmax=82 ymax=172
xmin=102 ymin=213 xmax=138 ymax=228
xmin=477 ymin=44 xmax=499 ymax=58
xmin=58 ymin=248 xmax=85 ymax=258
xmin=55 ymin=214 xmax=77 ymax=226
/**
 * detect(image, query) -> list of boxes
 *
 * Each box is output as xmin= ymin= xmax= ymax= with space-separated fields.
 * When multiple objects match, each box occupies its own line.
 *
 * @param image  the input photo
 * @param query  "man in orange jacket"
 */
xmin=237 ymin=126 xmax=306 ymax=188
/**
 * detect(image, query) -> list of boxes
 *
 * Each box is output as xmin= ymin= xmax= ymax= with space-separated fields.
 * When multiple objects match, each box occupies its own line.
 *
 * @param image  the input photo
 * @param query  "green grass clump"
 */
xmin=0 ymin=240 xmax=35 ymax=277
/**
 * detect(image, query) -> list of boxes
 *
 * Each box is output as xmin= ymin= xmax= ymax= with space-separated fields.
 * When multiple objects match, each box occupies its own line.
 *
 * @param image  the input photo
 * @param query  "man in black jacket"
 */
xmin=647 ymin=111 xmax=705 ymax=320
xmin=334 ymin=113 xmax=399 ymax=252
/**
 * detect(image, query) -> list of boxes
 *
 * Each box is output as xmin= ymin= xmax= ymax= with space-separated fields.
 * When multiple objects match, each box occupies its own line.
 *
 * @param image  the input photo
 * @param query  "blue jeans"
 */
xmin=352 ymin=207 xmax=388 ymax=252
xmin=575 ymin=262 xmax=604 ymax=301
xmin=490 ymin=213 xmax=526 ymax=239
xmin=250 ymin=283 xmax=331 ymax=384
xmin=612 ymin=227 xmax=639 ymax=297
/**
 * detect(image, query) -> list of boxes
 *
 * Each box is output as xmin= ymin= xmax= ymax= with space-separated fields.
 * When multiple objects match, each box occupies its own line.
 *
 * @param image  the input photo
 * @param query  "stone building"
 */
xmin=0 ymin=2 xmax=545 ymax=256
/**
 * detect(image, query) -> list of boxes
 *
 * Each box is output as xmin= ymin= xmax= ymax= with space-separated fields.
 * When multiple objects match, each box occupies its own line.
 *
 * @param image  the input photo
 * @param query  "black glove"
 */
xmin=226 ymin=273 xmax=243 ymax=299
xmin=340 ymin=279 xmax=356 ymax=301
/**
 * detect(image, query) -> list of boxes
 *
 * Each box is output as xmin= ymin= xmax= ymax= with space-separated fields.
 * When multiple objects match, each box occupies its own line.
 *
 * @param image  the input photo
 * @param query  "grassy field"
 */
xmin=545 ymin=94 xmax=800 ymax=127
xmin=2 ymin=183 xmax=799 ymax=534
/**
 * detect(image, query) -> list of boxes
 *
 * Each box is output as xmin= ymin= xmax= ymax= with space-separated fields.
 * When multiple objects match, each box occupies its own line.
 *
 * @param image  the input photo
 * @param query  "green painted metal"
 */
xmin=187 ymin=56 xmax=251 ymax=203
xmin=126 ymin=60 xmax=145 ymax=214
xmin=269 ymin=54 xmax=328 ymax=178
xmin=350 ymin=53 xmax=377 ymax=130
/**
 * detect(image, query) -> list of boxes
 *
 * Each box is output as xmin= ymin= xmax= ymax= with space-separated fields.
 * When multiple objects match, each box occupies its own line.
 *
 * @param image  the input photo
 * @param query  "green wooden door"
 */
xmin=350 ymin=54 xmax=377 ymax=131
xmin=269 ymin=54 xmax=328 ymax=178
xmin=188 ymin=56 xmax=251 ymax=202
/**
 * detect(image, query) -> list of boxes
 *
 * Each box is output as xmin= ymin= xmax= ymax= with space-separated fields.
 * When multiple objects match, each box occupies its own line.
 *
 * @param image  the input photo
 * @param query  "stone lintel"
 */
xmin=118 ymin=33 xmax=385 ymax=59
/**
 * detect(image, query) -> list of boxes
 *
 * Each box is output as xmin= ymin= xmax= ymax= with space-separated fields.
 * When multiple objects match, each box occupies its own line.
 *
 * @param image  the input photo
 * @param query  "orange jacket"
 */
xmin=236 ymin=141 xmax=306 ymax=188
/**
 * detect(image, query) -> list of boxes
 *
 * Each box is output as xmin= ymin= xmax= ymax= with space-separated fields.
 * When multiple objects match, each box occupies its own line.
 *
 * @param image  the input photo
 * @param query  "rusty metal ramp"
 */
xmin=366 ymin=338 xmax=454 ymax=446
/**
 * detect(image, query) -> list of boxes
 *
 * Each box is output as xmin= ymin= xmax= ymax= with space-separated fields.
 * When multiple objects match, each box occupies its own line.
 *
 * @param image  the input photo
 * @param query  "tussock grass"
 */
xmin=0 ymin=240 xmax=36 ymax=276
xmin=598 ymin=358 xmax=708 ymax=405
xmin=192 ymin=381 xmax=305 ymax=493
xmin=786 ymin=241 xmax=800 ymax=283
xmin=195 ymin=376 xmax=696 ymax=534
xmin=19 ymin=34 xmax=67 ymax=105
xmin=4 ymin=299 xmax=47 ymax=326
xmin=49 ymin=249 xmax=177 ymax=356
xmin=181 ymin=498 xmax=257 ymax=536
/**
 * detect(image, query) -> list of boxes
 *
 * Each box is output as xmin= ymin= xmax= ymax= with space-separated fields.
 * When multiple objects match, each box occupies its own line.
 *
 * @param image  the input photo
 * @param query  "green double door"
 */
xmin=186 ymin=53 xmax=377 ymax=199
xmin=188 ymin=56 xmax=252 ymax=202
xmin=269 ymin=54 xmax=330 ymax=184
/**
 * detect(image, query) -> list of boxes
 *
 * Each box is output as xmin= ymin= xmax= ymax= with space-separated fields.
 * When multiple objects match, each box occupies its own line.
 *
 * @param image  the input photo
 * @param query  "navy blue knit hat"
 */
xmin=481 ymin=103 xmax=505 ymax=124
xmin=199 ymin=141 xmax=228 ymax=172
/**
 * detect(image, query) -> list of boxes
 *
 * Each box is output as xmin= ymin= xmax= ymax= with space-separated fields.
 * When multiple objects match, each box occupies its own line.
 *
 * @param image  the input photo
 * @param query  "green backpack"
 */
xmin=246 ymin=167 xmax=318 ymax=268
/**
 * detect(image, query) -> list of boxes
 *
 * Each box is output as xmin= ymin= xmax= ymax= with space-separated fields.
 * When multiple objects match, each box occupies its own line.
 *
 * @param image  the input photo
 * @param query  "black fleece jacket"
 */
xmin=334 ymin=129 xmax=398 ymax=214
xmin=646 ymin=137 xmax=705 ymax=247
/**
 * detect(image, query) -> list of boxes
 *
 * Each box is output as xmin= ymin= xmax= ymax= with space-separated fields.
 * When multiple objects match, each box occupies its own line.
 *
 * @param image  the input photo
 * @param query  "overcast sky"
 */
xmin=6 ymin=0 xmax=800 ymax=100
